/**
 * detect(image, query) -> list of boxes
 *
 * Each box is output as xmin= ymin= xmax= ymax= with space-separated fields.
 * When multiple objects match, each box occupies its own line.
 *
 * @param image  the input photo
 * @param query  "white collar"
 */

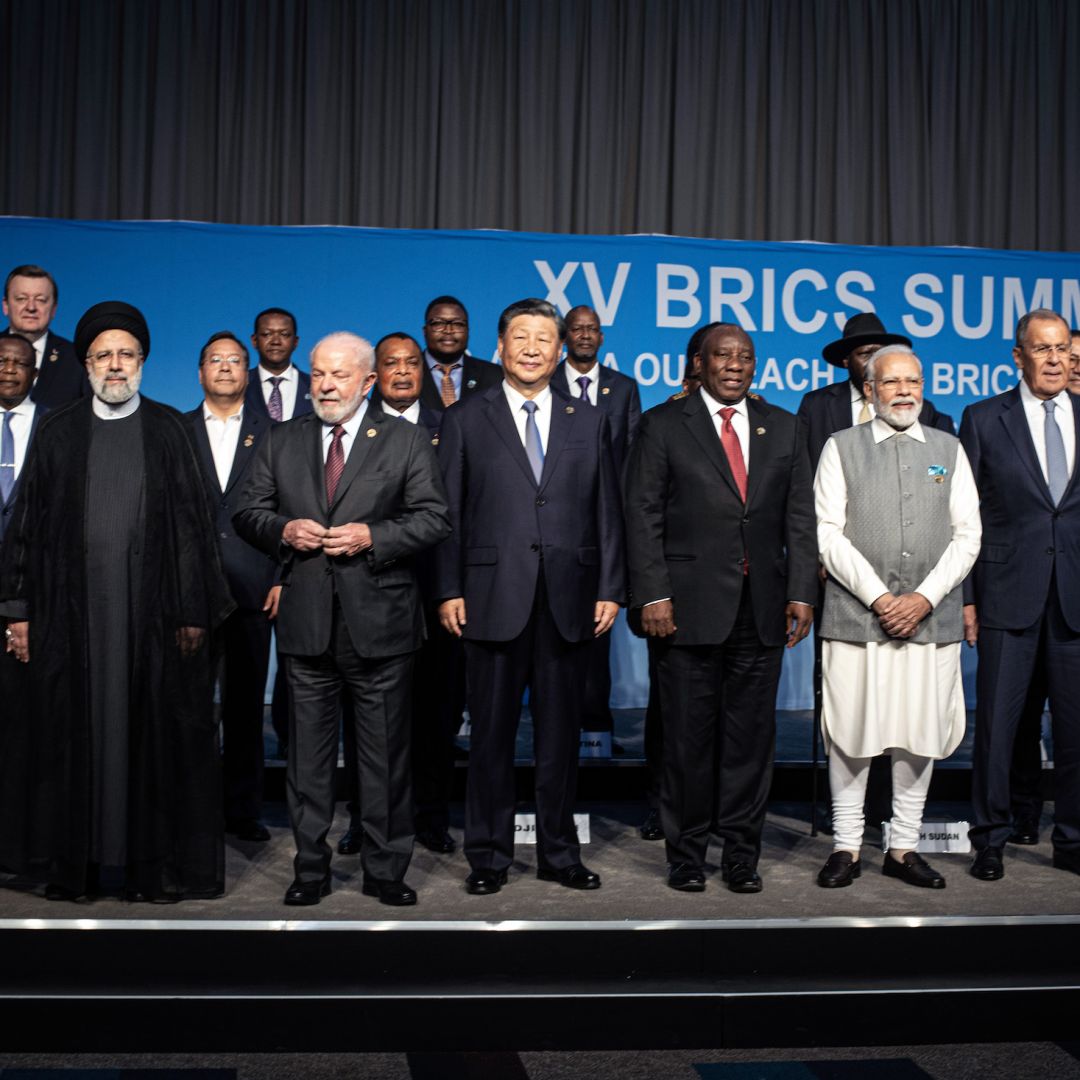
xmin=699 ymin=386 xmax=747 ymax=417
xmin=1 ymin=397 xmax=35 ymax=419
xmin=1019 ymin=377 xmax=1071 ymax=411
xmin=202 ymin=401 xmax=244 ymax=422
xmin=92 ymin=393 xmax=141 ymax=419
xmin=502 ymin=380 xmax=552 ymax=413
xmin=870 ymin=415 xmax=926 ymax=443
xmin=323 ymin=398 xmax=369 ymax=437
xmin=259 ymin=363 xmax=294 ymax=382
xmin=381 ymin=399 xmax=421 ymax=424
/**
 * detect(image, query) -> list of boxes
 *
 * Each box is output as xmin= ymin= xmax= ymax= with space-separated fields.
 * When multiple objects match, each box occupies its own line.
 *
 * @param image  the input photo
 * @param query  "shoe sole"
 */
xmin=667 ymin=879 xmax=706 ymax=892
xmin=361 ymin=883 xmax=417 ymax=906
xmin=536 ymin=869 xmax=601 ymax=889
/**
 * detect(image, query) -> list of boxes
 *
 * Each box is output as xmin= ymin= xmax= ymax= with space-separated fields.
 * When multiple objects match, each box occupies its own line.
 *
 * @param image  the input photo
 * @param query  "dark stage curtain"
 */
xmin=2 ymin=0 xmax=1078 ymax=250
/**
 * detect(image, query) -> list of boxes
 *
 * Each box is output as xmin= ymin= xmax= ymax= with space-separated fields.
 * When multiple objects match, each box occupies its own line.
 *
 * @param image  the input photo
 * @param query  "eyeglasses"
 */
xmin=206 ymin=354 xmax=245 ymax=366
xmin=876 ymin=377 xmax=924 ymax=389
xmin=426 ymin=319 xmax=468 ymax=332
xmin=1029 ymin=344 xmax=1072 ymax=360
xmin=88 ymin=349 xmax=142 ymax=366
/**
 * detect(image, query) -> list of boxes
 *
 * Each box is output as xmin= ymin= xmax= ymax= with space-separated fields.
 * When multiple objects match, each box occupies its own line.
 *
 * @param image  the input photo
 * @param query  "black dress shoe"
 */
xmin=537 ymin=862 xmax=602 ymax=890
xmin=971 ymin=846 xmax=1005 ymax=881
xmin=1052 ymin=851 xmax=1080 ymax=877
xmin=817 ymin=851 xmax=861 ymax=888
xmin=45 ymin=883 xmax=84 ymax=902
xmin=883 ymin=852 xmax=945 ymax=889
xmin=362 ymin=877 xmax=418 ymax=906
xmin=226 ymin=818 xmax=271 ymax=842
xmin=639 ymin=809 xmax=663 ymax=841
xmin=1009 ymin=819 xmax=1040 ymax=846
xmin=667 ymin=864 xmax=706 ymax=891
xmin=415 ymin=827 xmax=455 ymax=854
xmin=723 ymin=862 xmax=763 ymax=893
xmin=284 ymin=876 xmax=331 ymax=906
xmin=337 ymin=826 xmax=366 ymax=855
xmin=465 ymin=868 xmax=508 ymax=895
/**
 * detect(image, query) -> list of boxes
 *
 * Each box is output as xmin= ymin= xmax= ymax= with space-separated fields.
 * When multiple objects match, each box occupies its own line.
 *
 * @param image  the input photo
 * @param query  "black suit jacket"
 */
xmin=2 ymin=331 xmax=87 ymax=409
xmin=556 ymin=361 xmax=642 ymax=469
xmin=418 ymin=353 xmax=503 ymax=412
xmin=0 ymin=403 xmax=45 ymax=544
xmin=798 ymin=378 xmax=955 ymax=471
xmin=624 ymin=392 xmax=818 ymax=647
xmin=183 ymin=405 xmax=278 ymax=611
xmin=243 ymin=366 xmax=313 ymax=421
xmin=435 ymin=382 xmax=626 ymax=643
xmin=960 ymin=386 xmax=1080 ymax=631
xmin=233 ymin=407 xmax=451 ymax=658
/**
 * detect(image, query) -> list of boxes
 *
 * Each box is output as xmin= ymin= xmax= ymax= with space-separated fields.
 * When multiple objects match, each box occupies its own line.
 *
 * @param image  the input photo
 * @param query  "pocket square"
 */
xmin=928 ymin=465 xmax=948 ymax=477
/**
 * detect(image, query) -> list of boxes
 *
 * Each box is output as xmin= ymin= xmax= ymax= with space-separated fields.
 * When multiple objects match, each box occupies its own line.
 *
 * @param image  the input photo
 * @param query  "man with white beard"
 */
xmin=813 ymin=346 xmax=981 ymax=890
xmin=235 ymin=332 xmax=450 ymax=907
xmin=0 ymin=301 xmax=233 ymax=902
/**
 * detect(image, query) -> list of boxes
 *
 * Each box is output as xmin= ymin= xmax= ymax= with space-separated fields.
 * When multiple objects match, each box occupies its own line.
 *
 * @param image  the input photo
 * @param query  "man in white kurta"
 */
xmin=815 ymin=346 xmax=981 ymax=889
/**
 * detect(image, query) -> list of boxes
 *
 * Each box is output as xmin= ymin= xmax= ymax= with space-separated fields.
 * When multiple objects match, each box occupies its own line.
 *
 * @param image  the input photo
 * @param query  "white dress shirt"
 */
xmin=699 ymin=386 xmax=750 ymax=469
xmin=1018 ymin=377 xmax=1076 ymax=485
xmin=849 ymin=380 xmax=875 ymax=425
xmin=31 ymin=334 xmax=47 ymax=372
xmin=1 ymin=398 xmax=37 ymax=485
xmin=502 ymin=381 xmax=552 ymax=453
xmin=258 ymin=363 xmax=300 ymax=420
xmin=320 ymin=400 xmax=369 ymax=464
xmin=202 ymin=403 xmax=244 ymax=491
xmin=381 ymin=399 xmax=421 ymax=424
xmin=563 ymin=362 xmax=599 ymax=405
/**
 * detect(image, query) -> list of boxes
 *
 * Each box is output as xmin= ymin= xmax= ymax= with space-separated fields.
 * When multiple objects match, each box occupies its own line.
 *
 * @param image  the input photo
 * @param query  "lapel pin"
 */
xmin=243 ymin=434 xmax=254 ymax=447
xmin=565 ymin=405 xmax=575 ymax=414
xmin=934 ymin=476 xmax=945 ymax=483
xmin=432 ymin=435 xmax=440 ymax=446
xmin=48 ymin=348 xmax=58 ymax=363
xmin=601 ymin=386 xmax=611 ymax=395
xmin=366 ymin=428 xmax=377 ymax=438
xmin=755 ymin=426 xmax=766 ymax=435
xmin=466 ymin=379 xmax=477 ymax=389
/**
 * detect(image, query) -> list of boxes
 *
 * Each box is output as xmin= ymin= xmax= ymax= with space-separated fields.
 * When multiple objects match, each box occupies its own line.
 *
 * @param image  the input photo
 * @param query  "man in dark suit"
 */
xmin=624 ymin=323 xmax=817 ymax=894
xmin=0 ymin=333 xmax=43 ymax=543
xmin=419 ymin=295 xmax=503 ymax=412
xmin=183 ymin=332 xmax=279 ymax=843
xmin=962 ymin=309 xmax=1080 ymax=882
xmin=374 ymin=331 xmax=461 ymax=855
xmin=235 ymin=331 xmax=450 ymax=907
xmin=2 ymin=265 xmax=86 ymax=408
xmin=436 ymin=298 xmax=625 ymax=895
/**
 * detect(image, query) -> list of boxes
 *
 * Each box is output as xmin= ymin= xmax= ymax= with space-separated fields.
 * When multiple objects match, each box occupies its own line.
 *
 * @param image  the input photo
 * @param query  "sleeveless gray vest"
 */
xmin=821 ymin=423 xmax=963 ymax=644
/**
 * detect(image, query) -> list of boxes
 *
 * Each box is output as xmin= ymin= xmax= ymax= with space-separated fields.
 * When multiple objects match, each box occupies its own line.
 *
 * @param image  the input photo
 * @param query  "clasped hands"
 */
xmin=284 ymin=518 xmax=372 ymax=558
xmin=871 ymin=592 xmax=931 ymax=638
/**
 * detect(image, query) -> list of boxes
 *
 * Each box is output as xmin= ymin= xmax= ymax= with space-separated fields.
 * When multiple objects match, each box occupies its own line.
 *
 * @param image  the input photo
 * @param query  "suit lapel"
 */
xmin=222 ymin=408 xmax=265 ymax=496
xmin=829 ymin=380 xmax=854 ymax=434
xmin=684 ymin=393 xmax=742 ymax=501
xmin=744 ymin=398 xmax=773 ymax=508
xmin=483 ymin=386 xmax=540 ymax=488
xmin=539 ymin=387 xmax=574 ymax=491
xmin=305 ymin=415 xmax=330 ymax=516
xmin=999 ymin=388 xmax=1053 ymax=504
xmin=329 ymin=407 xmax=382 ymax=512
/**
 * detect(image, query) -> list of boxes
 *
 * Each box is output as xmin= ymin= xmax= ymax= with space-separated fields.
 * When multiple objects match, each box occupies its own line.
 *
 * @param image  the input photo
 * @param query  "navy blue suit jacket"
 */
xmin=243 ymin=366 xmax=313 ymax=421
xmin=435 ymin=382 xmax=626 ymax=643
xmin=183 ymin=405 xmax=278 ymax=611
xmin=0 ymin=404 xmax=46 ymax=544
xmin=418 ymin=353 xmax=503 ymax=412
xmin=556 ymin=361 xmax=642 ymax=470
xmin=960 ymin=385 xmax=1080 ymax=632
xmin=798 ymin=378 xmax=955 ymax=472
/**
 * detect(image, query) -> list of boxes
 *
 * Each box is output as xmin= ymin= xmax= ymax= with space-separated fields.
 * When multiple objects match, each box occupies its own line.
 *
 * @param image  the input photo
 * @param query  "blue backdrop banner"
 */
xmin=3 ymin=216 xmax=1076 ymax=709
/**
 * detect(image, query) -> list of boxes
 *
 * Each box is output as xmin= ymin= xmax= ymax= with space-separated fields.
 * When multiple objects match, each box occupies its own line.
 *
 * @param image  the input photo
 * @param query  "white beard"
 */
xmin=89 ymin=364 xmax=143 ymax=405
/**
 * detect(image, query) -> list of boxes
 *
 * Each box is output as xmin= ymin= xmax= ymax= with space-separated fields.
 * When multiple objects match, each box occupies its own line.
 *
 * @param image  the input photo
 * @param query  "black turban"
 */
xmin=74 ymin=301 xmax=151 ymax=362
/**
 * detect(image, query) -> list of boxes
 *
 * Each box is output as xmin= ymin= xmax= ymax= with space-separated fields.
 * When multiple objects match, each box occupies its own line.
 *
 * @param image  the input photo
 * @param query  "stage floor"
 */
xmin=1 ymin=800 xmax=1076 ymax=924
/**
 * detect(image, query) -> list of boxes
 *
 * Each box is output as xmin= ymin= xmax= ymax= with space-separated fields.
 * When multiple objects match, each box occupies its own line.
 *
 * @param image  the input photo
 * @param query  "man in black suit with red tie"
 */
xmin=2 ymin=265 xmax=86 ymax=407
xmin=436 ymin=298 xmax=625 ymax=895
xmin=625 ymin=323 xmax=817 ymax=894
xmin=235 ymin=332 xmax=450 ymax=907
xmin=183 ymin=331 xmax=279 ymax=843
xmin=419 ymin=295 xmax=503 ymax=411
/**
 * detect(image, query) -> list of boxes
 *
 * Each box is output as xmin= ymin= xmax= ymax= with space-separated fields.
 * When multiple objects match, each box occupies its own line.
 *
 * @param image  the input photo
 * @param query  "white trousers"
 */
xmin=829 ymin=747 xmax=934 ymax=853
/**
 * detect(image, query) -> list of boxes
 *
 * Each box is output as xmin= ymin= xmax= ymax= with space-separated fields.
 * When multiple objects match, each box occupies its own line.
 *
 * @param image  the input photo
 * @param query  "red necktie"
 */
xmin=719 ymin=407 xmax=748 ymax=502
xmin=325 ymin=424 xmax=345 ymax=503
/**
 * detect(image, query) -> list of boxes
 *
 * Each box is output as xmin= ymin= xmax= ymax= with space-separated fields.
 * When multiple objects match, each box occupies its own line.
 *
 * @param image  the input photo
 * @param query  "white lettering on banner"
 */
xmin=710 ymin=267 xmax=756 ymax=329
xmin=514 ymin=813 xmax=591 ymax=845
xmin=1063 ymin=280 xmax=1080 ymax=327
xmin=833 ymin=271 xmax=876 ymax=329
xmin=931 ymin=362 xmax=1017 ymax=398
xmin=534 ymin=260 xmax=578 ymax=311
xmin=600 ymin=351 xmax=621 ymax=371
xmin=632 ymin=352 xmax=685 ymax=387
xmin=952 ymin=275 xmax=996 ymax=339
xmin=780 ymin=268 xmax=829 ymax=334
xmin=657 ymin=264 xmax=702 ymax=328
xmin=581 ymin=262 xmax=631 ymax=324
xmin=635 ymin=352 xmax=661 ymax=385
xmin=751 ymin=357 xmax=837 ymax=394
xmin=902 ymin=274 xmax=945 ymax=337
xmin=1002 ymin=277 xmax=1054 ymax=339
xmin=761 ymin=267 xmax=775 ymax=331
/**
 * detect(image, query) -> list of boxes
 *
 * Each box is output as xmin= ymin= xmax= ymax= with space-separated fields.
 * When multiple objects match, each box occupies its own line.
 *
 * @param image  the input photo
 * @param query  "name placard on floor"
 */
xmin=882 ymin=821 xmax=971 ymax=853
xmin=515 ymin=813 xmax=591 ymax=844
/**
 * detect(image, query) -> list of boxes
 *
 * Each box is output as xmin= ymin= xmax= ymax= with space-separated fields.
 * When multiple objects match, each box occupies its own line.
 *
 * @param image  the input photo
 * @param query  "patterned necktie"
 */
xmin=522 ymin=400 xmax=544 ymax=484
xmin=719 ymin=407 xmax=748 ymax=502
xmin=0 ymin=411 xmax=14 ymax=503
xmin=325 ymin=423 xmax=346 ymax=503
xmin=857 ymin=398 xmax=872 ymax=424
xmin=267 ymin=376 xmax=284 ymax=422
xmin=437 ymin=363 xmax=459 ymax=407
xmin=577 ymin=375 xmax=591 ymax=403
xmin=1044 ymin=399 xmax=1069 ymax=505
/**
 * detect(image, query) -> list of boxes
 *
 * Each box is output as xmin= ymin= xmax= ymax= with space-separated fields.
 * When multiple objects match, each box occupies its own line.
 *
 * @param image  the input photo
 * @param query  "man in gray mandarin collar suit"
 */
xmin=234 ymin=332 xmax=450 ymax=908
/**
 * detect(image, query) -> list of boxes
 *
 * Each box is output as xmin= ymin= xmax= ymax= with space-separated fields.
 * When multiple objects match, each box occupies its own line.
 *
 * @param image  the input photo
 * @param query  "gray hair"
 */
xmin=1015 ymin=308 xmax=1068 ymax=349
xmin=864 ymin=343 xmax=922 ymax=385
xmin=310 ymin=331 xmax=375 ymax=373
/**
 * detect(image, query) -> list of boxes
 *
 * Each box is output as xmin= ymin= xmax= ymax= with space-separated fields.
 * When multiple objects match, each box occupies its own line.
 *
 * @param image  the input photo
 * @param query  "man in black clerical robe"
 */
xmin=0 ymin=301 xmax=233 ymax=902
